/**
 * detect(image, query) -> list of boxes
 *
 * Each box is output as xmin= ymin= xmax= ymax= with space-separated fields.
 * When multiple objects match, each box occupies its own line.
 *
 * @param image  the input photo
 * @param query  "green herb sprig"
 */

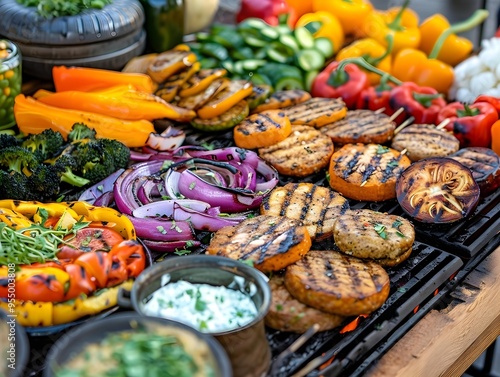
xmin=17 ymin=0 xmax=113 ymax=19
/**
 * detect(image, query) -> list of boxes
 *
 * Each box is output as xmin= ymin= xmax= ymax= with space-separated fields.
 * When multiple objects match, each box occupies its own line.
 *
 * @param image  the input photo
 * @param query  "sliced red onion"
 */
xmin=132 ymin=199 xmax=210 ymax=218
xmin=93 ymin=191 xmax=115 ymax=207
xmin=142 ymin=239 xmax=201 ymax=253
xmin=171 ymin=202 xmax=247 ymax=232
xmin=145 ymin=126 xmax=186 ymax=151
xmin=127 ymin=216 xmax=195 ymax=242
xmin=78 ymin=168 xmax=125 ymax=204
xmin=129 ymin=150 xmax=153 ymax=162
xmin=188 ymin=147 xmax=260 ymax=167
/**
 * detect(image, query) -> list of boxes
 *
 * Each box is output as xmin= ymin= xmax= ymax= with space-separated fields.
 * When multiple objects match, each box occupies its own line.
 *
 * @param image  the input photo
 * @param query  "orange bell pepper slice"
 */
xmin=196 ymin=80 xmax=253 ymax=119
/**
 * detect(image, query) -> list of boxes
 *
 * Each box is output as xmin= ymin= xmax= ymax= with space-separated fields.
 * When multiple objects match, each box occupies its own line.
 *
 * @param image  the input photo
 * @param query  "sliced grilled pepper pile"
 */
xmin=0 ymin=200 xmax=146 ymax=327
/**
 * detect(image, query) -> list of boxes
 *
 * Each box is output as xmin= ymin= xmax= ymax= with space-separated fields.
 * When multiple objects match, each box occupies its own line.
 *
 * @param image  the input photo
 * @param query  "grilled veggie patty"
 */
xmin=391 ymin=123 xmax=460 ymax=161
xmin=260 ymin=182 xmax=350 ymax=240
xmin=283 ymin=97 xmax=347 ymax=128
xmin=321 ymin=109 xmax=395 ymax=144
xmin=206 ymin=215 xmax=311 ymax=272
xmin=285 ymin=250 xmax=390 ymax=316
xmin=333 ymin=209 xmax=415 ymax=266
xmin=252 ymin=89 xmax=311 ymax=113
xmin=266 ymin=275 xmax=346 ymax=334
xmin=259 ymin=125 xmax=334 ymax=177
xmin=328 ymin=143 xmax=411 ymax=201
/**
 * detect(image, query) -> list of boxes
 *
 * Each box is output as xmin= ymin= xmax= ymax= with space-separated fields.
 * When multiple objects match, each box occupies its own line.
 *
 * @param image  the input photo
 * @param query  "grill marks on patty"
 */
xmin=206 ymin=215 xmax=311 ymax=272
xmin=321 ymin=110 xmax=396 ymax=144
xmin=283 ymin=97 xmax=347 ymax=128
xmin=261 ymin=183 xmax=350 ymax=240
xmin=285 ymin=250 xmax=390 ymax=317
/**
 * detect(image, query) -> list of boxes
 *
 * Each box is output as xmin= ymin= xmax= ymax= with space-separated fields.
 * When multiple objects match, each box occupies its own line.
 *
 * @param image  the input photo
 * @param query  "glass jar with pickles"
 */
xmin=0 ymin=40 xmax=21 ymax=129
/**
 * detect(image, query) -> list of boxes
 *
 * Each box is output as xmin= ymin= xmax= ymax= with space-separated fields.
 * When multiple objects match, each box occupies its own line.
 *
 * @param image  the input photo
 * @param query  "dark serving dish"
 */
xmin=42 ymin=312 xmax=232 ymax=377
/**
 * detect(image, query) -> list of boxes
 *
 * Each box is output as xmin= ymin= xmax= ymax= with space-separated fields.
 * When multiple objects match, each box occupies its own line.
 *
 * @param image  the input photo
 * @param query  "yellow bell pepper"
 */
xmin=295 ymin=11 xmax=344 ymax=54
xmin=287 ymin=0 xmax=314 ymax=20
xmin=0 ymin=207 xmax=34 ymax=229
xmin=0 ymin=280 xmax=133 ymax=327
xmin=336 ymin=37 xmax=392 ymax=85
xmin=419 ymin=10 xmax=489 ymax=67
xmin=312 ymin=0 xmax=373 ymax=37
xmin=363 ymin=0 xmax=420 ymax=56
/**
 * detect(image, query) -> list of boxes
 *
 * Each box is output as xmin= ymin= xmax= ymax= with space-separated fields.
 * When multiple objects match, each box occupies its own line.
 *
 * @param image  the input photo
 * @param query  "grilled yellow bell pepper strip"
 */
xmin=336 ymin=36 xmax=393 ymax=85
xmin=14 ymin=94 xmax=155 ymax=148
xmin=0 ymin=280 xmax=133 ymax=327
xmin=419 ymin=10 xmax=489 ymax=67
xmin=0 ymin=208 xmax=34 ymax=229
xmin=0 ymin=200 xmax=136 ymax=239
xmin=364 ymin=0 xmax=420 ymax=56
xmin=33 ymin=86 xmax=196 ymax=122
xmin=295 ymin=11 xmax=344 ymax=54
xmin=312 ymin=0 xmax=373 ymax=37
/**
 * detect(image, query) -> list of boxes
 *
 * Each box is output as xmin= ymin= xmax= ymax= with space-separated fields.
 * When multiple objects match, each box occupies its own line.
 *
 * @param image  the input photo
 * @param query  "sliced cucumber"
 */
xmin=260 ymin=26 xmax=280 ymax=41
xmin=250 ymin=73 xmax=273 ymax=86
xmin=266 ymin=42 xmax=294 ymax=63
xmin=304 ymin=70 xmax=319 ymax=92
xmin=274 ymin=77 xmax=304 ymax=91
xmin=195 ymin=32 xmax=211 ymax=42
xmin=254 ymin=48 xmax=268 ymax=60
xmin=314 ymin=37 xmax=335 ymax=58
xmin=230 ymin=46 xmax=254 ymax=61
xmin=239 ymin=17 xmax=270 ymax=30
xmin=240 ymin=59 xmax=267 ymax=71
xmin=244 ymin=36 xmax=268 ymax=48
xmin=210 ymin=30 xmax=244 ymax=48
xmin=191 ymin=100 xmax=249 ymax=132
xmin=198 ymin=58 xmax=219 ymax=69
xmin=232 ymin=61 xmax=245 ymax=75
xmin=294 ymin=26 xmax=315 ymax=49
xmin=276 ymin=25 xmax=292 ymax=35
xmin=296 ymin=48 xmax=325 ymax=71
xmin=199 ymin=42 xmax=228 ymax=61
xmin=279 ymin=34 xmax=300 ymax=52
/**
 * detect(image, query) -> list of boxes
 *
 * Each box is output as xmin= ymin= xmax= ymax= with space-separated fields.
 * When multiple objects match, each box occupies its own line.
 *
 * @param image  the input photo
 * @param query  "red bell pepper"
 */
xmin=311 ymin=60 xmax=369 ymax=109
xmin=436 ymin=102 xmax=499 ymax=148
xmin=389 ymin=82 xmax=447 ymax=125
xmin=64 ymin=264 xmax=98 ymax=299
xmin=236 ymin=0 xmax=297 ymax=27
xmin=356 ymin=77 xmax=396 ymax=114
xmin=474 ymin=95 xmax=500 ymax=117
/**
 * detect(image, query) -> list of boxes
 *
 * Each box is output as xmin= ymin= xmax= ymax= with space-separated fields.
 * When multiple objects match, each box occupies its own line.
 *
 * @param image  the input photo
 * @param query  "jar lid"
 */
xmin=0 ymin=39 xmax=18 ymax=62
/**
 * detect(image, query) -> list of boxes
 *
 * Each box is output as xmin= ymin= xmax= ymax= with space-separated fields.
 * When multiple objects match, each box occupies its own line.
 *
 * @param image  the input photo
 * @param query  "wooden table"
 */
xmin=366 ymin=244 xmax=500 ymax=377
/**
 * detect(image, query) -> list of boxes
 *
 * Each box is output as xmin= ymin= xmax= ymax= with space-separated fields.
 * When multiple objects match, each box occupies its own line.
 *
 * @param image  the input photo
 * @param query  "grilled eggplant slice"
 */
xmin=333 ymin=209 xmax=415 ymax=267
xmin=147 ymin=50 xmax=197 ymax=83
xmin=258 ymin=125 xmax=334 ymax=177
xmin=233 ymin=110 xmax=292 ymax=149
xmin=252 ymin=89 xmax=311 ymax=113
xmin=321 ymin=110 xmax=396 ymax=144
xmin=449 ymin=147 xmax=500 ymax=196
xmin=190 ymin=100 xmax=249 ymax=131
xmin=285 ymin=250 xmax=390 ymax=316
xmin=266 ymin=275 xmax=346 ymax=333
xmin=391 ymin=123 xmax=460 ymax=161
xmin=206 ymin=214 xmax=311 ymax=272
xmin=260 ymin=182 xmax=350 ymax=240
xmin=328 ymin=143 xmax=412 ymax=201
xmin=283 ymin=97 xmax=347 ymax=128
xmin=396 ymin=157 xmax=480 ymax=223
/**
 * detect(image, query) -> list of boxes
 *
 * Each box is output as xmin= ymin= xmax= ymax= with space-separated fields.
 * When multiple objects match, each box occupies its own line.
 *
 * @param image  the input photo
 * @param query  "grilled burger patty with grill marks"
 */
xmin=260 ymin=182 xmax=350 ymax=241
xmin=328 ymin=143 xmax=412 ymax=201
xmin=320 ymin=110 xmax=396 ymax=144
xmin=259 ymin=125 xmax=334 ymax=177
xmin=333 ymin=209 xmax=415 ymax=267
xmin=266 ymin=275 xmax=346 ymax=334
xmin=391 ymin=123 xmax=460 ymax=161
xmin=285 ymin=250 xmax=390 ymax=316
xmin=206 ymin=215 xmax=311 ymax=272
xmin=282 ymin=97 xmax=347 ymax=128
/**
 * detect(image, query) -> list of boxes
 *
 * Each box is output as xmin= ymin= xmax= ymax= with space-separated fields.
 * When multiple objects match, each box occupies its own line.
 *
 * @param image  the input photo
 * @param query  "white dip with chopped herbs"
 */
xmin=142 ymin=280 xmax=258 ymax=333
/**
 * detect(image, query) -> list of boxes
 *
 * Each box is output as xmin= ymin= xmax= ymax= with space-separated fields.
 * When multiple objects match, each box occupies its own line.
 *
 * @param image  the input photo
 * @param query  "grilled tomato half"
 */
xmin=396 ymin=157 xmax=480 ymax=223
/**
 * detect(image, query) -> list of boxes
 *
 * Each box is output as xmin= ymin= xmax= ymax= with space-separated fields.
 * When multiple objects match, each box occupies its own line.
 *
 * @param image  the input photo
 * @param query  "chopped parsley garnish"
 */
xmin=373 ymin=223 xmax=387 ymax=239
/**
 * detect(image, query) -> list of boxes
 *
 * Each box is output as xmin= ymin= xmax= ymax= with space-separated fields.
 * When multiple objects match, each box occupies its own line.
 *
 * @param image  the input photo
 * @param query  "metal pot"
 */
xmin=43 ymin=311 xmax=232 ymax=377
xmin=119 ymin=255 xmax=272 ymax=377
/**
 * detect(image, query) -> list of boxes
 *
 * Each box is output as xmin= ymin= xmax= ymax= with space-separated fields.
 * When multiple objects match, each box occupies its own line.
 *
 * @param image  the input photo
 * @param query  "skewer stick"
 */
xmin=269 ymin=324 xmax=320 ymax=376
xmin=388 ymin=107 xmax=405 ymax=122
xmin=374 ymin=107 xmax=386 ymax=114
xmin=393 ymin=116 xmax=415 ymax=135
xmin=400 ymin=148 xmax=408 ymax=155
xmin=360 ymin=180 xmax=368 ymax=187
xmin=436 ymin=118 xmax=451 ymax=130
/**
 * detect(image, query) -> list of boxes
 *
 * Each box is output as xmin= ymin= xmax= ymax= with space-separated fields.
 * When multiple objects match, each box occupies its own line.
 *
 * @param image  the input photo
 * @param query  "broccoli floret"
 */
xmin=0 ymin=146 xmax=39 ymax=176
xmin=0 ymin=134 xmax=20 ymax=150
xmin=21 ymin=129 xmax=65 ymax=162
xmin=53 ymin=155 xmax=90 ymax=188
xmin=27 ymin=164 xmax=61 ymax=200
xmin=95 ymin=138 xmax=131 ymax=168
xmin=0 ymin=171 xmax=32 ymax=200
xmin=68 ymin=123 xmax=97 ymax=142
